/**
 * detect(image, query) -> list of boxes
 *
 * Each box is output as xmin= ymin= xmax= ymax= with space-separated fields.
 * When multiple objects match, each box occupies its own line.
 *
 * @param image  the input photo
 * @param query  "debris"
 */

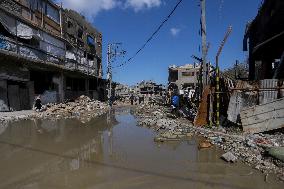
xmin=198 ymin=141 xmax=212 ymax=149
xmin=221 ymin=152 xmax=238 ymax=163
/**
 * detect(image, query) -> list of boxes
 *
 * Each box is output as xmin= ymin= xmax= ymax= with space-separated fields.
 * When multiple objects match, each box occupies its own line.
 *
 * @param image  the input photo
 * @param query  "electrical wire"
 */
xmin=115 ymin=0 xmax=184 ymax=68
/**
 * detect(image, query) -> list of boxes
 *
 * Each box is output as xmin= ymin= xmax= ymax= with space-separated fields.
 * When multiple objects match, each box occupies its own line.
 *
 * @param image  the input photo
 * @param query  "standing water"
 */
xmin=0 ymin=107 xmax=282 ymax=189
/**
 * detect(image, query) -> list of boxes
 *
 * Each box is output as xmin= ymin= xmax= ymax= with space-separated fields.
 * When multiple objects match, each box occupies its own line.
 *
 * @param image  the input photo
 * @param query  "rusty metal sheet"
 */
xmin=194 ymin=85 xmax=210 ymax=127
xmin=241 ymin=98 xmax=284 ymax=134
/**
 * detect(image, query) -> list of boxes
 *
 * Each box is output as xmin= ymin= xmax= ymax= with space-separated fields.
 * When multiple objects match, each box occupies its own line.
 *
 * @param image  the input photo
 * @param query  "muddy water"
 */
xmin=0 ymin=108 xmax=282 ymax=189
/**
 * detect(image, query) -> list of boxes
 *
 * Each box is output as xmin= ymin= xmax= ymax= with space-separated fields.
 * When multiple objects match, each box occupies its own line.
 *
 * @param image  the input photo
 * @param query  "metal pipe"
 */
xmin=215 ymin=26 xmax=232 ymax=127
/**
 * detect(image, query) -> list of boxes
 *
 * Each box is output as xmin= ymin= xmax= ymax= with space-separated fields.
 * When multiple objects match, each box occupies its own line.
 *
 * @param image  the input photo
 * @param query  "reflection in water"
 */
xmin=0 ymin=108 xmax=282 ymax=189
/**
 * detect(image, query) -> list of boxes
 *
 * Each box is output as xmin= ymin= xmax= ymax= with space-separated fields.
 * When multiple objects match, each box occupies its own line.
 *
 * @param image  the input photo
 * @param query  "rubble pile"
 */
xmin=36 ymin=95 xmax=109 ymax=122
xmin=0 ymin=96 xmax=109 ymax=124
xmin=135 ymin=103 xmax=284 ymax=181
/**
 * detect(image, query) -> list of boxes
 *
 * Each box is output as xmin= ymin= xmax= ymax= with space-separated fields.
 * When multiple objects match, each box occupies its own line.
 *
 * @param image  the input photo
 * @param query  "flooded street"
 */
xmin=0 ymin=107 xmax=282 ymax=189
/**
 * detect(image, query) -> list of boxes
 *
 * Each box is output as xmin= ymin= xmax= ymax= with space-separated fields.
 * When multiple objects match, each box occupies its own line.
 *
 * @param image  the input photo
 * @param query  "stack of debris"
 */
xmin=36 ymin=95 xmax=109 ymax=122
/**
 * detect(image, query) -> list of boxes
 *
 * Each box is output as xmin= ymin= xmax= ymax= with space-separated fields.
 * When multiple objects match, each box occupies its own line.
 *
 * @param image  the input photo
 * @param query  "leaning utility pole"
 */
xmin=200 ymin=0 xmax=208 ymax=85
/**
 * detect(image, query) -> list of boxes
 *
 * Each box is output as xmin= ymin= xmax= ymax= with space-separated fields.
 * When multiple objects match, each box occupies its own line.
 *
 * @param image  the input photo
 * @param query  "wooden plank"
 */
xmin=241 ymin=98 xmax=284 ymax=133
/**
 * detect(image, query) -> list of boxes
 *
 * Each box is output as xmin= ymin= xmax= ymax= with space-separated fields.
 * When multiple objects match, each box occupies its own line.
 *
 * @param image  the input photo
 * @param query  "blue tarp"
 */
xmin=87 ymin=36 xmax=95 ymax=46
xmin=0 ymin=37 xmax=7 ymax=49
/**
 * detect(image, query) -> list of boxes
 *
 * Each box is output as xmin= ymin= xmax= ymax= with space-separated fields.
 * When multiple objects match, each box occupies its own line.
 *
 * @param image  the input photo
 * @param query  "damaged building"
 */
xmin=133 ymin=80 xmax=165 ymax=96
xmin=168 ymin=64 xmax=200 ymax=90
xmin=0 ymin=0 xmax=105 ymax=112
xmin=244 ymin=0 xmax=284 ymax=80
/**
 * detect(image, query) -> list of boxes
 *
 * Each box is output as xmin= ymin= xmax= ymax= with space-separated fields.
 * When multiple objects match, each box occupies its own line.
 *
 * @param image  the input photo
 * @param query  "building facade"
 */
xmin=0 ymin=0 xmax=105 ymax=111
xmin=243 ymin=0 xmax=284 ymax=80
xmin=132 ymin=80 xmax=165 ymax=96
xmin=168 ymin=64 xmax=200 ymax=90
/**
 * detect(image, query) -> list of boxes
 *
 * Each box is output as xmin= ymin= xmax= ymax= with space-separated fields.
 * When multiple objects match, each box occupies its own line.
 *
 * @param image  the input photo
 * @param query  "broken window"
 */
xmin=78 ymin=28 xmax=83 ymax=39
xmin=43 ymin=2 xmax=60 ymax=23
xmin=87 ymin=53 xmax=95 ymax=60
xmin=67 ymin=20 xmax=73 ymax=28
xmin=169 ymin=70 xmax=178 ymax=82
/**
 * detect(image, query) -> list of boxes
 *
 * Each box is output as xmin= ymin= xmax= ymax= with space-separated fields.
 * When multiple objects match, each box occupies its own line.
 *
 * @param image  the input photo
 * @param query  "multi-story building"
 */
xmin=243 ymin=0 xmax=284 ymax=80
xmin=133 ymin=80 xmax=165 ymax=96
xmin=0 ymin=0 xmax=105 ymax=111
xmin=114 ymin=83 xmax=131 ymax=98
xmin=168 ymin=64 xmax=200 ymax=90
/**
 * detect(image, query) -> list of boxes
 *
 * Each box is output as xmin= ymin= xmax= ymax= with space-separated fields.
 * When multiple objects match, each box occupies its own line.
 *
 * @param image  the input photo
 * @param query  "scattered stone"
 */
xmin=221 ymin=152 xmax=238 ymax=163
xmin=133 ymin=102 xmax=284 ymax=181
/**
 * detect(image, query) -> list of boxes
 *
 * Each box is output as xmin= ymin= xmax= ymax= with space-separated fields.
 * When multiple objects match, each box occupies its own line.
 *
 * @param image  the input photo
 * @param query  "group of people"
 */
xmin=169 ymin=89 xmax=196 ymax=118
xmin=130 ymin=94 xmax=145 ymax=105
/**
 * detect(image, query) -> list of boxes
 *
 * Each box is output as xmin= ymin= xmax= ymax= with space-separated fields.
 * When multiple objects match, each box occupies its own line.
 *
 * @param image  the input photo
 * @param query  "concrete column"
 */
xmin=0 ymin=80 xmax=9 ymax=111
xmin=58 ymin=73 xmax=65 ymax=102
xmin=85 ymin=78 xmax=90 ymax=97
xmin=27 ymin=81 xmax=35 ymax=109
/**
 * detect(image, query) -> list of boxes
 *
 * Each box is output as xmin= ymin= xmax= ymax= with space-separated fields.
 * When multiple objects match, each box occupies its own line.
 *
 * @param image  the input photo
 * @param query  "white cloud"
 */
xmin=57 ymin=0 xmax=162 ymax=20
xmin=170 ymin=27 xmax=181 ymax=37
xmin=58 ymin=0 xmax=118 ymax=19
xmin=125 ymin=0 xmax=162 ymax=12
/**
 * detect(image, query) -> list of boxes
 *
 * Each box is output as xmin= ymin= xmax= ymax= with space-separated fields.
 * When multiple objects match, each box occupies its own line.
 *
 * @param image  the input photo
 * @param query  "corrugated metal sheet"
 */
xmin=259 ymin=79 xmax=278 ymax=104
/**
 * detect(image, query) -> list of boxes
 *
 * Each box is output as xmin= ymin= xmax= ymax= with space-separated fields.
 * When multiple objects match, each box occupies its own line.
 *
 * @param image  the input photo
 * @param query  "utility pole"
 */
xmin=107 ymin=44 xmax=112 ymax=101
xmin=106 ymin=43 xmax=126 ymax=103
xmin=200 ymin=0 xmax=208 ymax=85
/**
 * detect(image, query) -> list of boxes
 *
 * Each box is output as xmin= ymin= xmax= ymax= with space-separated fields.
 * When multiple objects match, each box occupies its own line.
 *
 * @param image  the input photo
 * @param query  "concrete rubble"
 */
xmin=221 ymin=152 xmax=238 ymax=163
xmin=0 ymin=95 xmax=109 ymax=124
xmin=135 ymin=103 xmax=284 ymax=181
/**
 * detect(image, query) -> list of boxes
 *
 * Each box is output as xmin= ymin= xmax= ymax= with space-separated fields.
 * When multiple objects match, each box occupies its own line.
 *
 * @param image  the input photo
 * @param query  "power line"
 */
xmin=115 ymin=0 xmax=184 ymax=68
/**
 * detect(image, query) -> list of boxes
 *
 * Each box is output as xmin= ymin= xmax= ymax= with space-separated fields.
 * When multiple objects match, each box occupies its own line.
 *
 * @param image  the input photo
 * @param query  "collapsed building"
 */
xmin=168 ymin=64 xmax=200 ymax=90
xmin=133 ymin=80 xmax=165 ymax=96
xmin=0 ymin=0 xmax=105 ymax=112
xmin=114 ymin=83 xmax=131 ymax=98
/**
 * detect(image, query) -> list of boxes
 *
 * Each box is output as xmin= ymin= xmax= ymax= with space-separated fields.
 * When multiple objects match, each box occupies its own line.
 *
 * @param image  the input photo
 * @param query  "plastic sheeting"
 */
xmin=0 ymin=11 xmax=16 ymax=35
xmin=66 ymin=51 xmax=76 ymax=60
xmin=17 ymin=22 xmax=36 ymax=39
xmin=0 ymin=11 xmax=38 ymax=39
xmin=40 ymin=32 xmax=65 ymax=58
xmin=87 ymin=36 xmax=95 ymax=46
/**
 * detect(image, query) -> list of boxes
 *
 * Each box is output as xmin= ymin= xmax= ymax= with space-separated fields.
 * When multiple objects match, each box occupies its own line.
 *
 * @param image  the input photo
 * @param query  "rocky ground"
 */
xmin=0 ymin=95 xmax=109 ymax=125
xmin=134 ymin=103 xmax=284 ymax=182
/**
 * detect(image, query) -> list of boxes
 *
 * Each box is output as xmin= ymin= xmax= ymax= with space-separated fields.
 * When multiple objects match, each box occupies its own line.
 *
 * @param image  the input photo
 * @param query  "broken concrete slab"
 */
xmin=221 ymin=152 xmax=238 ymax=163
xmin=241 ymin=98 xmax=284 ymax=134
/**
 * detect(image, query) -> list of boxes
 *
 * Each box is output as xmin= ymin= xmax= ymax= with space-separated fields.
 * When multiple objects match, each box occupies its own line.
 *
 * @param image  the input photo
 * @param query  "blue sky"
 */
xmin=58 ymin=0 xmax=262 ymax=85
